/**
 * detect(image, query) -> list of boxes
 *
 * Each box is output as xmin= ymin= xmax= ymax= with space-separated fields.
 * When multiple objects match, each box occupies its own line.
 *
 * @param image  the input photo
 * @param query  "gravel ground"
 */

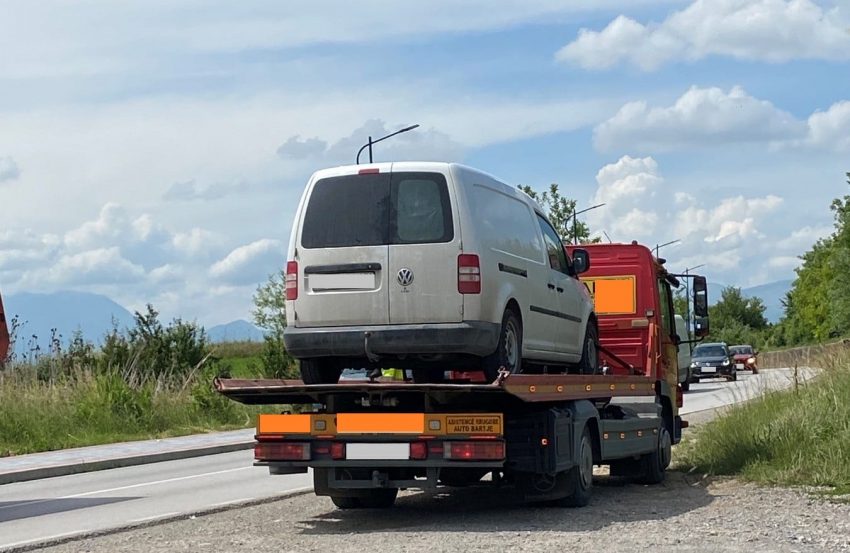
xmin=36 ymin=472 xmax=850 ymax=553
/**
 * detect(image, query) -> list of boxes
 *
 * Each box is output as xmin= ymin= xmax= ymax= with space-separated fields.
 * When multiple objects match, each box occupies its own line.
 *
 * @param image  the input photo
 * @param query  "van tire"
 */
xmin=482 ymin=309 xmax=522 ymax=382
xmin=300 ymin=358 xmax=343 ymax=384
xmin=578 ymin=323 xmax=599 ymax=375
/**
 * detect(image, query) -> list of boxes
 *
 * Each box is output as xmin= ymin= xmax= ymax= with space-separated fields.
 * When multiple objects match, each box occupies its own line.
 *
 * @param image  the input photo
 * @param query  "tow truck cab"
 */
xmin=567 ymin=242 xmax=709 ymax=441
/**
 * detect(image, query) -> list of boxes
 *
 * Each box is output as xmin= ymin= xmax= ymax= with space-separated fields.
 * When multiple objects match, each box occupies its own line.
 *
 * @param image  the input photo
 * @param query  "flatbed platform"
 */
xmin=214 ymin=373 xmax=656 ymax=410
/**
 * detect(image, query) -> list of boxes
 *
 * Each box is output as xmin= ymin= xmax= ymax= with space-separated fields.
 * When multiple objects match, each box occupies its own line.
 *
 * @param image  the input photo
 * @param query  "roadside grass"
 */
xmin=677 ymin=356 xmax=850 ymax=495
xmin=0 ymin=340 xmax=285 ymax=457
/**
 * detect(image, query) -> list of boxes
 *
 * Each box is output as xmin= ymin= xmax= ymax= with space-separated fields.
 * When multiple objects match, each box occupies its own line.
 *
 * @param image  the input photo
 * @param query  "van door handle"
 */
xmin=547 ymin=283 xmax=556 ymax=290
xmin=556 ymin=287 xmax=564 ymax=293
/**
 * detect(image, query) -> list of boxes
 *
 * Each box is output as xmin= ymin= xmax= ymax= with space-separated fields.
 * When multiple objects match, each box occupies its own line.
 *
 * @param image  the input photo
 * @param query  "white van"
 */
xmin=283 ymin=162 xmax=597 ymax=383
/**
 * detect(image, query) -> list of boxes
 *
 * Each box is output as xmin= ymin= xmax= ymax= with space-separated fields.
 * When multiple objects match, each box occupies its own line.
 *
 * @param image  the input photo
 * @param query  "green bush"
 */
xmin=677 ymin=358 xmax=850 ymax=494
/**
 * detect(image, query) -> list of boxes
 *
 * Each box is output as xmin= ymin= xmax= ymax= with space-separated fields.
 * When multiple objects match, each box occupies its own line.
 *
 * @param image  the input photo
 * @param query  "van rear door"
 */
xmin=295 ymin=171 xmax=390 ymax=327
xmin=387 ymin=170 xmax=462 ymax=324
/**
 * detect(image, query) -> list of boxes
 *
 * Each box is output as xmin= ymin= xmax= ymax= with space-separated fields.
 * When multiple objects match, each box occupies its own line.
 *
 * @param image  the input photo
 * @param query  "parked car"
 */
xmin=729 ymin=344 xmax=759 ymax=374
xmin=689 ymin=342 xmax=737 ymax=382
xmin=283 ymin=162 xmax=597 ymax=384
xmin=674 ymin=314 xmax=693 ymax=392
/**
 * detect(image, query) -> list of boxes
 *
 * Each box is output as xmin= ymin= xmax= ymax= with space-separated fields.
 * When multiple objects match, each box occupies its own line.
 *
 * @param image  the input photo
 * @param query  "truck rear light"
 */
xmin=409 ymin=441 xmax=428 ymax=460
xmin=331 ymin=442 xmax=346 ymax=460
xmin=458 ymin=254 xmax=481 ymax=294
xmin=444 ymin=441 xmax=505 ymax=461
xmin=254 ymin=442 xmax=310 ymax=461
xmin=285 ymin=261 xmax=298 ymax=300
xmin=676 ymin=384 xmax=684 ymax=408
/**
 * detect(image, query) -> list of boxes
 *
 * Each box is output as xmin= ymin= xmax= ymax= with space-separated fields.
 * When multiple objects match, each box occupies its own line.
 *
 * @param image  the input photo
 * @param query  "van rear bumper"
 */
xmin=283 ymin=322 xmax=500 ymax=359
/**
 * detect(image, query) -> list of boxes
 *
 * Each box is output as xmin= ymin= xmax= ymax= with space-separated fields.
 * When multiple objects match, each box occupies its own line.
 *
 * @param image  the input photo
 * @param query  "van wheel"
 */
xmin=300 ymin=358 xmax=342 ymax=384
xmin=578 ymin=323 xmax=599 ymax=375
xmin=482 ymin=309 xmax=522 ymax=382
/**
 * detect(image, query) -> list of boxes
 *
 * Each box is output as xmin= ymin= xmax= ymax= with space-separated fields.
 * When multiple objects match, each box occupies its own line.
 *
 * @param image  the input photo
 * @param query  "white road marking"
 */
xmin=0 ymin=466 xmax=252 ymax=513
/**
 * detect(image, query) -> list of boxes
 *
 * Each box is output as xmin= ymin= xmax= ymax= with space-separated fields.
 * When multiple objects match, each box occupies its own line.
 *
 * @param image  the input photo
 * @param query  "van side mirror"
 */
xmin=572 ymin=248 xmax=590 ymax=275
xmin=692 ymin=275 xmax=709 ymax=318
xmin=694 ymin=316 xmax=710 ymax=338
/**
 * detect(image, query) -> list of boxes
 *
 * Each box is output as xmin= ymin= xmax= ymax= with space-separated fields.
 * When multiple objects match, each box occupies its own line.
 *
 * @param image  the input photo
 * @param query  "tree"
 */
xmin=518 ymin=184 xmax=596 ymax=244
xmin=673 ymin=288 xmax=688 ymax=319
xmin=705 ymin=287 xmax=769 ymax=347
xmin=253 ymin=270 xmax=296 ymax=378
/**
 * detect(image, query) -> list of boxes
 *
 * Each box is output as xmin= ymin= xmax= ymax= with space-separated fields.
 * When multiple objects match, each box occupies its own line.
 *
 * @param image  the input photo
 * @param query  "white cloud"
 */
xmin=594 ymin=86 xmax=806 ymax=152
xmin=38 ymin=247 xmax=146 ymax=286
xmin=557 ymin=0 xmax=850 ymax=71
xmin=0 ymin=156 xmax=19 ymax=182
xmin=210 ymin=238 xmax=283 ymax=285
xmin=586 ymin=155 xmax=795 ymax=285
xmin=801 ymin=101 xmax=850 ymax=152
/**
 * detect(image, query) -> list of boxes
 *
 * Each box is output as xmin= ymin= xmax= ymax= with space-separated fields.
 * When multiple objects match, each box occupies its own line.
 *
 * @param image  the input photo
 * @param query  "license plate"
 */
xmin=701 ymin=366 xmax=716 ymax=374
xmin=346 ymin=443 xmax=409 ymax=460
xmin=735 ymin=363 xmax=745 ymax=369
xmin=309 ymin=273 xmax=375 ymax=291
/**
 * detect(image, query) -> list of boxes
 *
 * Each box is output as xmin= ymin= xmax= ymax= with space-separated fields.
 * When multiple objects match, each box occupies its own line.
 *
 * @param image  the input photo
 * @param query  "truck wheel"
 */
xmin=578 ymin=323 xmax=599 ymax=375
xmin=482 ymin=309 xmax=522 ymax=382
xmin=330 ymin=495 xmax=362 ymax=509
xmin=730 ymin=369 xmax=738 ymax=382
xmin=555 ymin=426 xmax=594 ymax=507
xmin=359 ymin=488 xmax=398 ymax=508
xmin=300 ymin=358 xmax=343 ymax=384
xmin=681 ymin=380 xmax=690 ymax=393
xmin=638 ymin=425 xmax=671 ymax=485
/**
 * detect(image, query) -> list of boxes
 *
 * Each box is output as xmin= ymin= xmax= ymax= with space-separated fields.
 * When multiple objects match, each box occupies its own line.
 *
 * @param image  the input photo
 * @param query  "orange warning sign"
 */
xmin=581 ymin=276 xmax=636 ymax=315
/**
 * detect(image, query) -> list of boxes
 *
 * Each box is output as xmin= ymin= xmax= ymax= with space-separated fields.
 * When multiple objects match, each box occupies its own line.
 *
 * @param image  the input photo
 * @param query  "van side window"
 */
xmin=536 ymin=215 xmax=569 ymax=274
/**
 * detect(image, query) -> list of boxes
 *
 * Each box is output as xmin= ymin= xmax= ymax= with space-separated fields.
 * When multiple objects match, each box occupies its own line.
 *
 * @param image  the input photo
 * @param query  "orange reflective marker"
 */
xmin=257 ymin=414 xmax=311 ymax=434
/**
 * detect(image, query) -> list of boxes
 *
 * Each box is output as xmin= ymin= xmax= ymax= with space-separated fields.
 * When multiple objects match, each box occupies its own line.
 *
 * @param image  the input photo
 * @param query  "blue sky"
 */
xmin=1 ymin=0 xmax=849 ymax=325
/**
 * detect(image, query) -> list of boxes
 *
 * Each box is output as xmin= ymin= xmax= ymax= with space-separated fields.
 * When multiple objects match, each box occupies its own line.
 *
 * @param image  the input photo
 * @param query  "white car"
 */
xmin=283 ymin=162 xmax=597 ymax=384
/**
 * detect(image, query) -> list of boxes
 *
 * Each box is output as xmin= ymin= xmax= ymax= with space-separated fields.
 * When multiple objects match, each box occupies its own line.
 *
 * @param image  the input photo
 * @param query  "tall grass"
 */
xmin=677 ymin=353 xmax=850 ymax=494
xmin=0 ymin=306 xmax=289 ymax=457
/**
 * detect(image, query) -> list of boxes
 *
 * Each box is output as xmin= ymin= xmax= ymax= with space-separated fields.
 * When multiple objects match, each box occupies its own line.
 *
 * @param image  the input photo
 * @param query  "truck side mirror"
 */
xmin=692 ymin=275 xmax=709 ymax=318
xmin=572 ymin=248 xmax=591 ymax=275
xmin=694 ymin=316 xmax=710 ymax=338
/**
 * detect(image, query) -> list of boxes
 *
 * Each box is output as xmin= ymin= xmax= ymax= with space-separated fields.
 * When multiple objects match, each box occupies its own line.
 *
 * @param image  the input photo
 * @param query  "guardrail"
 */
xmin=760 ymin=338 xmax=850 ymax=369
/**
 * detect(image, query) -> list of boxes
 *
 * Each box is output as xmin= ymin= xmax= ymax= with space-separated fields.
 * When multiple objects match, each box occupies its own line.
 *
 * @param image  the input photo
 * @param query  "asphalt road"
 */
xmin=0 ymin=451 xmax=311 ymax=551
xmin=0 ymin=367 xmax=809 ymax=551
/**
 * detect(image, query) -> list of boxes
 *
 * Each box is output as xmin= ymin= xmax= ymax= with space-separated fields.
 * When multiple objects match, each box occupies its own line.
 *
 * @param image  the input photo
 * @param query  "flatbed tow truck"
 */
xmin=215 ymin=243 xmax=709 ymax=508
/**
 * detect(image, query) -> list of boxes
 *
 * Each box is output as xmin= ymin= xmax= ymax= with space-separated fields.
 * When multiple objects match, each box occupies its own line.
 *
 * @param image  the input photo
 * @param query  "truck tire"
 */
xmin=330 ymin=495 xmax=362 ymax=509
xmin=554 ymin=426 xmax=594 ymax=507
xmin=300 ymin=358 xmax=342 ymax=384
xmin=359 ymin=488 xmax=398 ymax=508
xmin=681 ymin=380 xmax=690 ymax=392
xmin=482 ymin=309 xmax=522 ymax=382
xmin=638 ymin=425 xmax=671 ymax=485
xmin=578 ymin=323 xmax=599 ymax=375
xmin=729 ymin=369 xmax=738 ymax=382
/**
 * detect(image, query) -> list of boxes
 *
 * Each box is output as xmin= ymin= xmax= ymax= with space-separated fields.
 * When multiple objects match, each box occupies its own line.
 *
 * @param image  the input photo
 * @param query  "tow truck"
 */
xmin=216 ymin=242 xmax=709 ymax=508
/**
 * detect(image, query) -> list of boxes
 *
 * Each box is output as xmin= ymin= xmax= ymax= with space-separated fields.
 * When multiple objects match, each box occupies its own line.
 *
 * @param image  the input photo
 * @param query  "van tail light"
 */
xmin=254 ymin=442 xmax=310 ymax=461
xmin=458 ymin=254 xmax=481 ymax=294
xmin=444 ymin=441 xmax=505 ymax=461
xmin=285 ymin=261 xmax=298 ymax=300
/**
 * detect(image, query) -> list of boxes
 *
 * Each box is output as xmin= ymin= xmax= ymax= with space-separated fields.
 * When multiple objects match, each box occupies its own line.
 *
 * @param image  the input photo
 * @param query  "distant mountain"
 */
xmin=3 ymin=291 xmax=135 ymax=349
xmin=207 ymin=320 xmax=265 ymax=343
xmin=706 ymin=280 xmax=792 ymax=323
xmin=742 ymin=280 xmax=792 ymax=323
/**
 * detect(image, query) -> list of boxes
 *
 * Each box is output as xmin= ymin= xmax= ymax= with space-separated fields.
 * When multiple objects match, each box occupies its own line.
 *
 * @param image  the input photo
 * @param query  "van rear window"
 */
xmin=301 ymin=172 xmax=453 ymax=248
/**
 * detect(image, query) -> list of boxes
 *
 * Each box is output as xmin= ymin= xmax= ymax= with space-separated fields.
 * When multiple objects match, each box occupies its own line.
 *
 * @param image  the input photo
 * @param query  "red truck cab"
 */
xmin=567 ymin=242 xmax=708 ymax=442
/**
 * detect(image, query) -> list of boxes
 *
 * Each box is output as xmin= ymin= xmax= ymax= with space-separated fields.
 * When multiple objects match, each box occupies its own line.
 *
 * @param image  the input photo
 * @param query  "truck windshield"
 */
xmin=301 ymin=172 xmax=453 ymax=248
xmin=693 ymin=345 xmax=726 ymax=357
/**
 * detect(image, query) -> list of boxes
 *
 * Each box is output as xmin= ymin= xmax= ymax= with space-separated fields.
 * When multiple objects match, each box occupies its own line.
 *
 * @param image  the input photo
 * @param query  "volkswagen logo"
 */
xmin=397 ymin=268 xmax=414 ymax=287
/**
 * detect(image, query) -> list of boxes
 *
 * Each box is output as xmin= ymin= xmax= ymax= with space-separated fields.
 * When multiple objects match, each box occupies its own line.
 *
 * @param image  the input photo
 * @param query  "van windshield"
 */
xmin=301 ymin=172 xmax=453 ymax=248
